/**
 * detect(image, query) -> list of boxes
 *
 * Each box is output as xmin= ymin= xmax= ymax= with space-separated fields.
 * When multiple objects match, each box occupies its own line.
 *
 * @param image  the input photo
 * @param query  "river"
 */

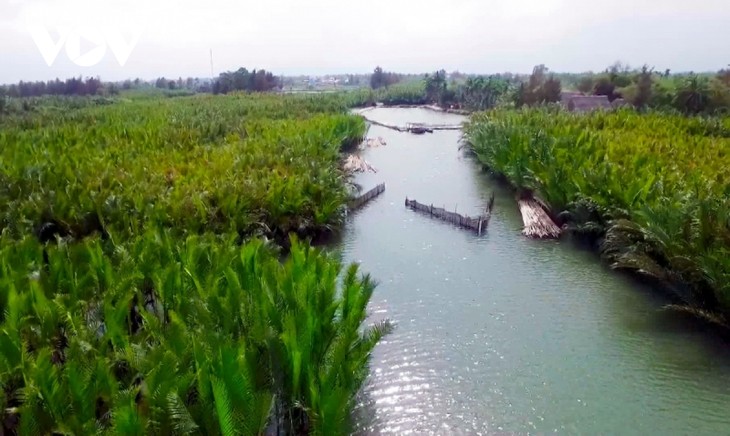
xmin=340 ymin=107 xmax=730 ymax=435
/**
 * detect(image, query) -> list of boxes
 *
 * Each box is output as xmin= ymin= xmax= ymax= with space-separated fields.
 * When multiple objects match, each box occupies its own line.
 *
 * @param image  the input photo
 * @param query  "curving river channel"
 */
xmin=340 ymin=107 xmax=730 ymax=435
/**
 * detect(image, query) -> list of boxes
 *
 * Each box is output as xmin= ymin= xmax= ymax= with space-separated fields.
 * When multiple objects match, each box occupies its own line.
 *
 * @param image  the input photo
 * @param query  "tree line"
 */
xmin=367 ymin=65 xmax=562 ymax=111
xmin=212 ymin=68 xmax=280 ymax=94
xmin=0 ymin=67 xmax=282 ymax=99
xmin=369 ymin=62 xmax=730 ymax=114
xmin=571 ymin=63 xmax=730 ymax=114
xmin=420 ymin=67 xmax=560 ymax=110
xmin=0 ymin=77 xmax=105 ymax=98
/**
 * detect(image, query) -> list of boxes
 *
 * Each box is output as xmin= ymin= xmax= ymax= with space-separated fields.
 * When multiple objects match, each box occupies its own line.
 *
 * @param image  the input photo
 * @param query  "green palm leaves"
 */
xmin=0 ymin=232 xmax=389 ymax=435
xmin=0 ymin=92 xmax=385 ymax=434
xmin=0 ymin=94 xmax=365 ymax=242
xmin=465 ymin=109 xmax=730 ymax=315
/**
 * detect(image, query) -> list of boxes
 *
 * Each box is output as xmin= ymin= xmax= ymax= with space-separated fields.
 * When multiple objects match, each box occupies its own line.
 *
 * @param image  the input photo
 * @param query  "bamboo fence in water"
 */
xmin=347 ymin=183 xmax=386 ymax=211
xmin=360 ymin=117 xmax=462 ymax=134
xmin=405 ymin=194 xmax=493 ymax=235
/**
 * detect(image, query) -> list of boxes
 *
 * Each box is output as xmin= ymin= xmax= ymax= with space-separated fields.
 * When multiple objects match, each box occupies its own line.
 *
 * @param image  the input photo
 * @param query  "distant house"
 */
xmin=560 ymin=91 xmax=583 ymax=107
xmin=611 ymin=98 xmax=631 ymax=109
xmin=567 ymin=95 xmax=612 ymax=113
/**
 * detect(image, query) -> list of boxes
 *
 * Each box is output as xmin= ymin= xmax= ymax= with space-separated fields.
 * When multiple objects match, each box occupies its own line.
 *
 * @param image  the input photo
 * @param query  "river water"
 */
xmin=340 ymin=108 xmax=730 ymax=435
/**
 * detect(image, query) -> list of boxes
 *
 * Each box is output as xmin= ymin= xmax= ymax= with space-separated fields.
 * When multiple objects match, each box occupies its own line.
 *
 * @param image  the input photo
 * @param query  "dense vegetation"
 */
xmin=360 ymin=63 xmax=730 ymax=114
xmin=0 ymin=231 xmax=390 ymax=434
xmin=369 ymin=67 xmax=402 ymax=90
xmin=0 ymin=92 xmax=388 ymax=434
xmin=512 ymin=65 xmax=562 ymax=108
xmin=212 ymin=68 xmax=280 ymax=94
xmin=0 ymin=77 xmax=106 ymax=98
xmin=570 ymin=64 xmax=730 ymax=114
xmin=466 ymin=109 xmax=730 ymax=318
xmin=0 ymin=93 xmax=365 ymax=242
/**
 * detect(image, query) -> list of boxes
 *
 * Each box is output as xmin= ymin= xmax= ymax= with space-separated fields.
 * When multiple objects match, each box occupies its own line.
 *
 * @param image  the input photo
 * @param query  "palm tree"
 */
xmin=675 ymin=75 xmax=710 ymax=114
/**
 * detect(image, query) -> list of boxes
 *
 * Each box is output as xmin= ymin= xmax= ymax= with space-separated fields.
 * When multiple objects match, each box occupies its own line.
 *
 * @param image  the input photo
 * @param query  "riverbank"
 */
xmin=465 ymin=108 xmax=730 ymax=326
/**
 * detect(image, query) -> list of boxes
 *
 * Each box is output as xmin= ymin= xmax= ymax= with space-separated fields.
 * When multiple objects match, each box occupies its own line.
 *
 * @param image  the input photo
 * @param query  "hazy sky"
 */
xmin=1 ymin=0 xmax=729 ymax=83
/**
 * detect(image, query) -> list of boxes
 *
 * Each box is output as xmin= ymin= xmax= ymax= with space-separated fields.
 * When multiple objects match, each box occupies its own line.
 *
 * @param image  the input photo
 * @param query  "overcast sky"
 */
xmin=1 ymin=0 xmax=729 ymax=83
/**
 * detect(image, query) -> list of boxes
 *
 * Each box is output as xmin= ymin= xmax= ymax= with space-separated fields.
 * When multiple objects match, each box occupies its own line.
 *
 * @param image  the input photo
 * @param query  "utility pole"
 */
xmin=210 ymin=49 xmax=214 ymax=79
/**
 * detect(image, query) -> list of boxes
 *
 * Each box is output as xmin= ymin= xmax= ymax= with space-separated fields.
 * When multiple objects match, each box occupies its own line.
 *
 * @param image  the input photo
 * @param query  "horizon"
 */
xmin=0 ymin=66 xmax=726 ymax=87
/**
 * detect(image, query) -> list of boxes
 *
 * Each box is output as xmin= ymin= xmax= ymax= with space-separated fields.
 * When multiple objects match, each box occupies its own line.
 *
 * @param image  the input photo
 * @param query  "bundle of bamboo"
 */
xmin=518 ymin=198 xmax=561 ymax=239
xmin=365 ymin=136 xmax=387 ymax=148
xmin=343 ymin=154 xmax=377 ymax=173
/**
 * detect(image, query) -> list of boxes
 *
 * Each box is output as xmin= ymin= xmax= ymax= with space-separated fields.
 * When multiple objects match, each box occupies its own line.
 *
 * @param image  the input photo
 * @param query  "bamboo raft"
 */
xmin=518 ymin=198 xmax=561 ymax=239
xmin=405 ymin=195 xmax=493 ymax=235
xmin=405 ymin=123 xmax=433 ymax=134
xmin=348 ymin=183 xmax=385 ymax=211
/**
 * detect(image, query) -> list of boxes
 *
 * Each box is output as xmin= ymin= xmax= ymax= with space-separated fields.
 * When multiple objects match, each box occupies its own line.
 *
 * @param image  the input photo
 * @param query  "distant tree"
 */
xmin=450 ymin=71 xmax=466 ymax=81
xmin=541 ymin=75 xmax=562 ymax=103
xmin=674 ymin=75 xmax=710 ymax=114
xmin=370 ymin=66 xmax=400 ymax=89
xmin=524 ymin=64 xmax=548 ymax=105
xmin=593 ymin=75 xmax=622 ymax=101
xmin=212 ymin=67 xmax=279 ymax=94
xmin=424 ymin=70 xmax=447 ymax=103
xmin=514 ymin=65 xmax=561 ymax=107
xmin=576 ymin=76 xmax=593 ymax=94
xmin=101 ymin=83 xmax=117 ymax=95
xmin=649 ymin=80 xmax=674 ymax=108
xmin=718 ymin=68 xmax=730 ymax=87
xmin=607 ymin=62 xmax=632 ymax=86
xmin=708 ymin=79 xmax=730 ymax=112
xmin=513 ymin=82 xmax=527 ymax=108
xmin=457 ymin=76 xmax=509 ymax=110
xmin=633 ymin=66 xmax=654 ymax=109
xmin=370 ymin=67 xmax=385 ymax=89
xmin=0 ymin=88 xmax=7 ymax=115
